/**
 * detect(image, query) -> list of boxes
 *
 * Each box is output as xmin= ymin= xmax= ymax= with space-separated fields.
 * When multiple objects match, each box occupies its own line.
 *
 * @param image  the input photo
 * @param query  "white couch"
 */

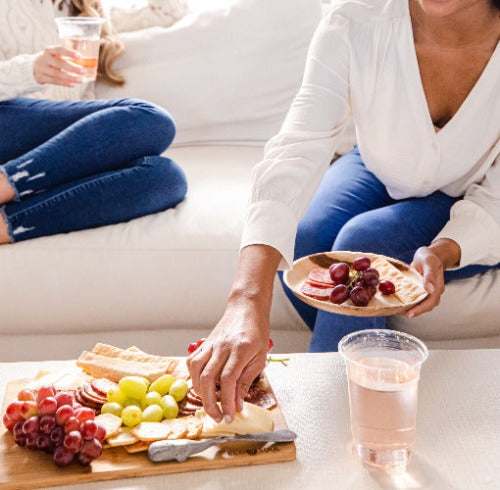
xmin=0 ymin=0 xmax=498 ymax=361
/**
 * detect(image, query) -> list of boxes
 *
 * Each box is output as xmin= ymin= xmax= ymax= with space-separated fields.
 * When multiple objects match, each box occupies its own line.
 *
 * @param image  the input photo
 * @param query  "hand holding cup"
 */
xmin=33 ymin=46 xmax=85 ymax=87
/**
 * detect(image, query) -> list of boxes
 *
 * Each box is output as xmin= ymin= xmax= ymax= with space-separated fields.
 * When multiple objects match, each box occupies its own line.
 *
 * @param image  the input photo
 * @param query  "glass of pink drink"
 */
xmin=339 ymin=329 xmax=428 ymax=470
xmin=55 ymin=17 xmax=105 ymax=82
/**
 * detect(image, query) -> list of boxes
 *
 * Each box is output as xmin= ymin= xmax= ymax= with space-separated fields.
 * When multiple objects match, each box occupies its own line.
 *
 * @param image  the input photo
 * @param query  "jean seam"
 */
xmin=0 ymin=166 xmax=20 ymax=202
xmin=6 ymin=168 xmax=132 ymax=222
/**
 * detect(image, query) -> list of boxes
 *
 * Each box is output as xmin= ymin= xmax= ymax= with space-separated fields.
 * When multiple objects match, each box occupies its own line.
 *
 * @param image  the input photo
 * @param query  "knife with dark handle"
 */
xmin=148 ymin=429 xmax=297 ymax=463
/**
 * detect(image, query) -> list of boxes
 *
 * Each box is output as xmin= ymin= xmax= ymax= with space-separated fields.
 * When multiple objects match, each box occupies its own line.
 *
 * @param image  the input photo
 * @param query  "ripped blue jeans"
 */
xmin=0 ymin=97 xmax=187 ymax=241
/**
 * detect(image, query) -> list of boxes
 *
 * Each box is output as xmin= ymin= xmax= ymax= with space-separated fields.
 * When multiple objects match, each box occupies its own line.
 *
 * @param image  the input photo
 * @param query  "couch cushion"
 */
xmin=95 ymin=0 xmax=322 ymax=145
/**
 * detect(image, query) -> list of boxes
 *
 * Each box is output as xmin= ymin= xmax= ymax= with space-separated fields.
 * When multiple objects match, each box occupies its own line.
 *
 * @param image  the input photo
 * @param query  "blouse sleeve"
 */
xmin=0 ymin=53 xmax=43 ymax=102
xmin=240 ymin=12 xmax=351 ymax=270
xmin=434 ymin=150 xmax=500 ymax=267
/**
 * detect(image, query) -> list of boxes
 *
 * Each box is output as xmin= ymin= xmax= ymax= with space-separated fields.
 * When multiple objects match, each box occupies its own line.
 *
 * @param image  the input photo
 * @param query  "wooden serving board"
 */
xmin=284 ymin=251 xmax=427 ymax=317
xmin=0 ymin=375 xmax=295 ymax=489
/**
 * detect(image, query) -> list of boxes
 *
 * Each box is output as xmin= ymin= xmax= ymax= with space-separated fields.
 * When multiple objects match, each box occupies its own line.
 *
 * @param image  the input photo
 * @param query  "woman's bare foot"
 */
xmin=0 ymin=173 xmax=15 ymax=204
xmin=0 ymin=212 xmax=11 ymax=244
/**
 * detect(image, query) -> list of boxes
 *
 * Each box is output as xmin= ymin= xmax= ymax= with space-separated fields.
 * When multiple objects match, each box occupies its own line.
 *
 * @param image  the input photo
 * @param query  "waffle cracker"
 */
xmin=124 ymin=441 xmax=152 ymax=453
xmin=371 ymin=257 xmax=426 ymax=304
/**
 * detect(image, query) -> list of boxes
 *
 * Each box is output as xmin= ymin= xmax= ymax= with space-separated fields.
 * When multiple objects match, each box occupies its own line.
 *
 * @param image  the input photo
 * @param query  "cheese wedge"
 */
xmin=197 ymin=402 xmax=274 ymax=438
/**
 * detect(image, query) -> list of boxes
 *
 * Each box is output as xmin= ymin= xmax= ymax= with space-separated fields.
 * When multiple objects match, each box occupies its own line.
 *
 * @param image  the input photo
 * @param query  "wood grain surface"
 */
xmin=0 ymin=374 xmax=295 ymax=490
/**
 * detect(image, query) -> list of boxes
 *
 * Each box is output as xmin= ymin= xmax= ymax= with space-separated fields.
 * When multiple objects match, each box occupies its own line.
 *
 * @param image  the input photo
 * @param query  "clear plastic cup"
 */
xmin=55 ymin=17 xmax=105 ymax=82
xmin=338 ymin=329 xmax=428 ymax=470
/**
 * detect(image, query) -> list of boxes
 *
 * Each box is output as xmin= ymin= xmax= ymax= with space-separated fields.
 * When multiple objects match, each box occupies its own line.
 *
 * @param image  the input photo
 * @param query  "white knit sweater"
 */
xmin=0 ymin=0 xmax=90 ymax=102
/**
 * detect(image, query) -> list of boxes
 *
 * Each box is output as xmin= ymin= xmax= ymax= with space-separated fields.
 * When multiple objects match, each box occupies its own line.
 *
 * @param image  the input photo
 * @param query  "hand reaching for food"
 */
xmin=33 ymin=46 xmax=85 ymax=86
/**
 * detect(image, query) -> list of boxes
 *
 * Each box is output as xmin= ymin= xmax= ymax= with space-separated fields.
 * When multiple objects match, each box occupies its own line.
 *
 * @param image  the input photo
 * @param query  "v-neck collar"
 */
xmin=404 ymin=0 xmax=500 ymax=141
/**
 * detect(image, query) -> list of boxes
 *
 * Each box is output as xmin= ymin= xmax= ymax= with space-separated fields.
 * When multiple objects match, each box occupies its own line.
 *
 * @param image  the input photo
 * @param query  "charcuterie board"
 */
xmin=0 ymin=368 xmax=295 ymax=490
xmin=284 ymin=251 xmax=427 ymax=317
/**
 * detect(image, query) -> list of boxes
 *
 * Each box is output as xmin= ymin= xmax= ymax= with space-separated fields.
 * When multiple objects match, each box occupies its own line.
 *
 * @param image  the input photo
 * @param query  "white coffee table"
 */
xmin=1 ymin=350 xmax=499 ymax=489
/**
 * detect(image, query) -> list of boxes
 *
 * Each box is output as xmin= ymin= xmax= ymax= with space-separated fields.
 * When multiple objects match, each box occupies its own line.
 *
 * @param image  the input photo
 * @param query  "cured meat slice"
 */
xmin=91 ymin=378 xmax=118 ymax=398
xmin=300 ymin=283 xmax=333 ymax=300
xmin=307 ymin=268 xmax=333 ymax=286
xmin=244 ymin=387 xmax=277 ymax=410
xmin=75 ymin=389 xmax=100 ymax=411
xmin=82 ymin=384 xmax=107 ymax=404
xmin=305 ymin=278 xmax=334 ymax=289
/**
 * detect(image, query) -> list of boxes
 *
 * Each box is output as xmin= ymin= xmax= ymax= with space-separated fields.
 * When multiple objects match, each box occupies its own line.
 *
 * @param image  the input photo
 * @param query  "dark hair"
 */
xmin=494 ymin=0 xmax=500 ymax=8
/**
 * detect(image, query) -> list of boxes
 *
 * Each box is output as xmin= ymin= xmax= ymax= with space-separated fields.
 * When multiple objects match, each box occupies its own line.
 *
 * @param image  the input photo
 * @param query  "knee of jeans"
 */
xmin=147 ymin=157 xmax=188 ymax=205
xmin=119 ymin=98 xmax=176 ymax=153
xmin=295 ymin=216 xmax=332 ymax=260
xmin=333 ymin=214 xmax=392 ymax=256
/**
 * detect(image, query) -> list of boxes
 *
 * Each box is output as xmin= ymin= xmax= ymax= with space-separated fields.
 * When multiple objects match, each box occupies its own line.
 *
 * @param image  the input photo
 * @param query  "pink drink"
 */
xmin=339 ymin=330 xmax=428 ymax=470
xmin=61 ymin=37 xmax=99 ymax=82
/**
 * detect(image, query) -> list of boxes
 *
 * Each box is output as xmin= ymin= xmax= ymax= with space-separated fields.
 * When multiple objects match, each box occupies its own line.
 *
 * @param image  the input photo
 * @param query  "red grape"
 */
xmin=36 ymin=385 xmax=56 ymax=404
xmin=78 ymin=452 xmax=93 ymax=466
xmin=3 ymin=413 xmax=15 ymax=431
xmin=53 ymin=446 xmax=75 ymax=467
xmin=13 ymin=421 xmax=25 ymax=439
xmin=50 ymin=426 xmax=65 ymax=446
xmin=94 ymin=424 xmax=106 ymax=443
xmin=64 ymin=416 xmax=80 ymax=433
xmin=329 ymin=284 xmax=349 ymax=304
xmin=350 ymin=286 xmax=372 ymax=306
xmin=14 ymin=434 xmax=27 ymax=447
xmin=38 ymin=397 xmax=57 ymax=416
xmin=17 ymin=389 xmax=36 ymax=402
xmin=81 ymin=438 xmax=102 ymax=460
xmin=40 ymin=415 xmax=56 ymax=434
xmin=6 ymin=401 xmax=24 ymax=422
xmin=268 ymin=338 xmax=274 ymax=352
xmin=64 ymin=430 xmax=83 ymax=453
xmin=55 ymin=392 xmax=74 ymax=408
xmin=187 ymin=338 xmax=206 ymax=355
xmin=329 ymin=263 xmax=350 ymax=285
xmin=80 ymin=420 xmax=98 ymax=440
xmin=379 ymin=280 xmax=396 ymax=295
xmin=26 ymin=434 xmax=38 ymax=450
xmin=72 ymin=402 xmax=83 ymax=411
xmin=362 ymin=268 xmax=379 ymax=287
xmin=75 ymin=408 xmax=95 ymax=425
xmin=22 ymin=416 xmax=40 ymax=435
xmin=20 ymin=401 xmax=38 ymax=419
xmin=36 ymin=433 xmax=51 ymax=451
xmin=55 ymin=405 xmax=74 ymax=426
xmin=353 ymin=257 xmax=371 ymax=271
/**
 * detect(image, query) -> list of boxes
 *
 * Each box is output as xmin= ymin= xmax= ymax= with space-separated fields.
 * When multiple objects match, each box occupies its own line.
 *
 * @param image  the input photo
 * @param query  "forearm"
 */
xmin=0 ymin=54 xmax=41 ymax=101
xmin=429 ymin=238 xmax=461 ymax=269
xmin=228 ymin=244 xmax=282 ymax=317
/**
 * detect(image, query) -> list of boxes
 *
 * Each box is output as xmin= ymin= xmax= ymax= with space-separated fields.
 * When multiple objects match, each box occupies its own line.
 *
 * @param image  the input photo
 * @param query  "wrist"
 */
xmin=429 ymin=238 xmax=461 ymax=269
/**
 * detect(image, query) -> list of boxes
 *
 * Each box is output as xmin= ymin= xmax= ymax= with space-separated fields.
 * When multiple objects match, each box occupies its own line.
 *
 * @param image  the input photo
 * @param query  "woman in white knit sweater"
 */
xmin=0 ymin=0 xmax=187 ymax=243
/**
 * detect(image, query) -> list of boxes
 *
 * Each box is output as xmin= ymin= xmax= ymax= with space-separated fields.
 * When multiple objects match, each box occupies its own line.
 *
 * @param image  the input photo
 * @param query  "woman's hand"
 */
xmin=187 ymin=244 xmax=282 ymax=424
xmin=186 ymin=303 xmax=269 ymax=424
xmin=33 ymin=46 xmax=85 ymax=86
xmin=406 ymin=238 xmax=461 ymax=317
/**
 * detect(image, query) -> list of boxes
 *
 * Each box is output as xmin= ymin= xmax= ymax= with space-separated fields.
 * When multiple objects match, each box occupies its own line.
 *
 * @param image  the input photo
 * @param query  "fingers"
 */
xmin=186 ymin=344 xmax=212 ymax=395
xmin=34 ymin=46 xmax=85 ymax=86
xmin=235 ymin=356 xmax=266 ymax=412
xmin=47 ymin=46 xmax=83 ymax=60
xmin=48 ymin=55 xmax=86 ymax=77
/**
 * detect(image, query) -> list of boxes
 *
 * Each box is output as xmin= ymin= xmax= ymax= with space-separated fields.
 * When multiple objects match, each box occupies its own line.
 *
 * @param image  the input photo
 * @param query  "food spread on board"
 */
xmin=2 ymin=342 xmax=280 ymax=469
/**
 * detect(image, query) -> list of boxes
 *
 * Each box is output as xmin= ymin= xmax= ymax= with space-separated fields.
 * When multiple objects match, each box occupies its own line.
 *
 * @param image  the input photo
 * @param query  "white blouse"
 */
xmin=241 ymin=0 xmax=499 ymax=270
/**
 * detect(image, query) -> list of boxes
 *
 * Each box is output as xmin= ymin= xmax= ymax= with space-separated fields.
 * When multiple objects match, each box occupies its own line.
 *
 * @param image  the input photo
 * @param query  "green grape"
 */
xmin=101 ymin=402 xmax=123 ymax=417
xmin=141 ymin=391 xmax=162 ymax=409
xmin=168 ymin=379 xmax=189 ymax=402
xmin=123 ymin=399 xmax=142 ymax=410
xmin=119 ymin=376 xmax=149 ymax=400
xmin=107 ymin=387 xmax=128 ymax=405
xmin=160 ymin=395 xmax=179 ymax=419
xmin=142 ymin=404 xmax=164 ymax=422
xmin=149 ymin=374 xmax=175 ymax=396
xmin=121 ymin=405 xmax=142 ymax=427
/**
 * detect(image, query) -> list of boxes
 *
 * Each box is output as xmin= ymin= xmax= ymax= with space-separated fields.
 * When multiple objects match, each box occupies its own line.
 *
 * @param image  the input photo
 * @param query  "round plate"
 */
xmin=283 ymin=251 xmax=428 ymax=317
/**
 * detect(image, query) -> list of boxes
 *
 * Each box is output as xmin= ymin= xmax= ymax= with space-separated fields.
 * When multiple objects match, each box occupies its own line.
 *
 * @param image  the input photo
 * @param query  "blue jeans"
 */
xmin=280 ymin=147 xmax=497 ymax=352
xmin=0 ymin=97 xmax=187 ymax=241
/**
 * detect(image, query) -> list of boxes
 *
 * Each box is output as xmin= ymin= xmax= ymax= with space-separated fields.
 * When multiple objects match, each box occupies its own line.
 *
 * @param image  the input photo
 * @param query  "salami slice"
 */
xmin=81 ymin=384 xmax=107 ymax=406
xmin=76 ymin=388 xmax=101 ymax=410
xmin=244 ymin=387 xmax=277 ymax=410
xmin=307 ymin=268 xmax=333 ymax=286
xmin=91 ymin=378 xmax=118 ymax=397
xmin=300 ymin=283 xmax=333 ymax=300
xmin=305 ymin=278 xmax=334 ymax=289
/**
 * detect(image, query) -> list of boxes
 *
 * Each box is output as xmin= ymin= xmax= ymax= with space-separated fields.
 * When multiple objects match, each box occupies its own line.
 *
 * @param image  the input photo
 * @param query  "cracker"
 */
xmin=162 ymin=418 xmax=189 ymax=440
xmin=92 ymin=343 xmax=177 ymax=369
xmin=132 ymin=422 xmax=171 ymax=442
xmin=95 ymin=413 xmax=123 ymax=438
xmin=106 ymin=427 xmax=139 ymax=447
xmin=371 ymin=257 xmax=426 ymax=304
xmin=184 ymin=416 xmax=203 ymax=440
xmin=124 ymin=441 xmax=152 ymax=453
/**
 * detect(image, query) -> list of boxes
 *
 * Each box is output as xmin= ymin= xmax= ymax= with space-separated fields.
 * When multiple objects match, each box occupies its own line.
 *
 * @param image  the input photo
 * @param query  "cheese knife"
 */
xmin=148 ymin=429 xmax=297 ymax=463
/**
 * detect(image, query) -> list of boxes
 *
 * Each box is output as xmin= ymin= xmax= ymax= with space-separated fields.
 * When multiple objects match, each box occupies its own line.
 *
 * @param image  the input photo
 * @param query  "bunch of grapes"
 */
xmin=3 ymin=385 xmax=105 ymax=467
xmin=328 ymin=256 xmax=395 ymax=307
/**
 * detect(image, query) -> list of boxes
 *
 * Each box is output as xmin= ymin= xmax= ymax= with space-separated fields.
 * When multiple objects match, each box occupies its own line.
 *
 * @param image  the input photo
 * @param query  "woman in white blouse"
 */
xmin=188 ymin=0 xmax=500 ymax=423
